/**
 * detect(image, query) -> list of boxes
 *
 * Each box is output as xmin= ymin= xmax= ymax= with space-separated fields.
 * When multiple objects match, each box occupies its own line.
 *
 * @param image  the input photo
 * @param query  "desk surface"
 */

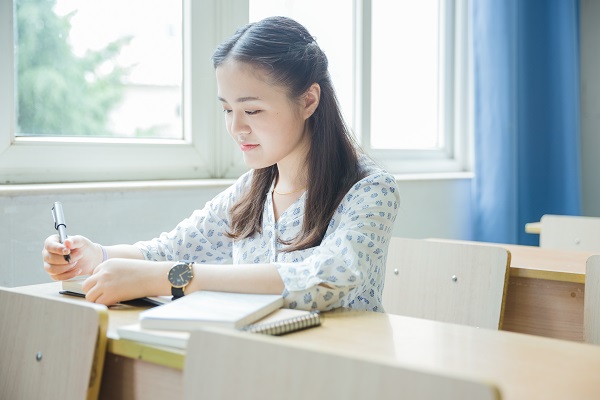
xmin=433 ymin=238 xmax=595 ymax=283
xmin=293 ymin=310 xmax=600 ymax=400
xmin=14 ymin=282 xmax=600 ymax=400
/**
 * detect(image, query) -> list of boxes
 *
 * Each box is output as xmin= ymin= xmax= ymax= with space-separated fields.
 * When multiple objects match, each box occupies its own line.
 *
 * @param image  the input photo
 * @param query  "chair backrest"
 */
xmin=540 ymin=214 xmax=600 ymax=252
xmin=585 ymin=255 xmax=600 ymax=344
xmin=383 ymin=237 xmax=510 ymax=329
xmin=0 ymin=287 xmax=108 ymax=400
xmin=184 ymin=328 xmax=501 ymax=400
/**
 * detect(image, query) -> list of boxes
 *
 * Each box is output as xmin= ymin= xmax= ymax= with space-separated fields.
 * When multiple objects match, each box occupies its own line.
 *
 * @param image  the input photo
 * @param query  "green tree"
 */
xmin=16 ymin=0 xmax=130 ymax=136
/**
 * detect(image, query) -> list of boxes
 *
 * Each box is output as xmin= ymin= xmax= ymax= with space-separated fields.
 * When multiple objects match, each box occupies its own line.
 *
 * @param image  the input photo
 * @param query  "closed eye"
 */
xmin=245 ymin=110 xmax=261 ymax=115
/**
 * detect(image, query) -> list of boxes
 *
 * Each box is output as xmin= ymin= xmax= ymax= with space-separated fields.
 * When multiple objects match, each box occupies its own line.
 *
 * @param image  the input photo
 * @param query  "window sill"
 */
xmin=393 ymin=171 xmax=473 ymax=182
xmin=0 ymin=179 xmax=237 ymax=196
xmin=0 ymin=172 xmax=473 ymax=196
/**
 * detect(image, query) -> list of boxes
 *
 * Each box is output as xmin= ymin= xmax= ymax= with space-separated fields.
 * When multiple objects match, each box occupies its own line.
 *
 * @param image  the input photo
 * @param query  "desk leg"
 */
xmin=99 ymin=353 xmax=183 ymax=400
xmin=502 ymin=276 xmax=584 ymax=342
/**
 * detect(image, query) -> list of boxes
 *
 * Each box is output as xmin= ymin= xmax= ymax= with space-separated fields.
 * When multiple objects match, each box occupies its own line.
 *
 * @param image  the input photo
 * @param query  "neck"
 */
xmin=275 ymin=144 xmax=309 ymax=194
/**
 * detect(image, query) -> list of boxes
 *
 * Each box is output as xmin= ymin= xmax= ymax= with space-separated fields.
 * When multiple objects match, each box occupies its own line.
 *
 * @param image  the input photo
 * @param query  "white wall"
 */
xmin=0 ymin=177 xmax=473 ymax=287
xmin=0 ymin=184 xmax=223 ymax=287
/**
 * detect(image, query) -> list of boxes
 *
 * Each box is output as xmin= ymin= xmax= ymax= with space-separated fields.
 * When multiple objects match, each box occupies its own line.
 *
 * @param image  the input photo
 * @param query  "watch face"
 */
xmin=168 ymin=262 xmax=193 ymax=288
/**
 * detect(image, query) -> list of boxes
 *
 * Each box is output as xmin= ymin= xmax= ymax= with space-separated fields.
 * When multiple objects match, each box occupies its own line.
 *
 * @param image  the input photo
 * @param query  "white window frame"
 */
xmin=354 ymin=0 xmax=471 ymax=174
xmin=0 ymin=0 xmax=250 ymax=184
xmin=0 ymin=0 xmax=470 ymax=185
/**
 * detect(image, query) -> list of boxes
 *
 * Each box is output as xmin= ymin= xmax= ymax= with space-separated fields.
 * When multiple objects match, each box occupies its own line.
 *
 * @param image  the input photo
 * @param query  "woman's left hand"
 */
xmin=82 ymin=258 xmax=168 ymax=305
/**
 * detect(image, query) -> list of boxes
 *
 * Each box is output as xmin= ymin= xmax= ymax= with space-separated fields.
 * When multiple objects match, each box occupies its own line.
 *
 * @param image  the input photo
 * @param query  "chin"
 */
xmin=243 ymin=157 xmax=271 ymax=170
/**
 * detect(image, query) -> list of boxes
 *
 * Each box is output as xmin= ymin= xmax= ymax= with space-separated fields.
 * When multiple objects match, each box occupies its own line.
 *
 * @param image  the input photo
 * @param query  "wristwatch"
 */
xmin=168 ymin=261 xmax=195 ymax=300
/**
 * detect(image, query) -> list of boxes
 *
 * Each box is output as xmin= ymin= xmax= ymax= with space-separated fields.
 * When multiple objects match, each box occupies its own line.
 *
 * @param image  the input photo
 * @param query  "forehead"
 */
xmin=215 ymin=59 xmax=288 ymax=101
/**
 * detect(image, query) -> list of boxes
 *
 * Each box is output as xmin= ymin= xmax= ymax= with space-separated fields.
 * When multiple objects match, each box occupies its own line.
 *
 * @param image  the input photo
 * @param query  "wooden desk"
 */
xmin=502 ymin=243 xmax=594 ymax=341
xmin=432 ymin=239 xmax=596 ymax=341
xmin=14 ymin=282 xmax=600 ymax=400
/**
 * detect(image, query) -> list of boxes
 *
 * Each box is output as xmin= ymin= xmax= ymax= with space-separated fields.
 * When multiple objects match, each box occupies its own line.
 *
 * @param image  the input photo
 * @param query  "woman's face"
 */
xmin=216 ymin=59 xmax=311 ymax=170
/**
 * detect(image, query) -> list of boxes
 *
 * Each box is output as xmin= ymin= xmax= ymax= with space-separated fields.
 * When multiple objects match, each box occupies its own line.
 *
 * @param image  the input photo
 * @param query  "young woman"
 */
xmin=42 ymin=16 xmax=400 ymax=312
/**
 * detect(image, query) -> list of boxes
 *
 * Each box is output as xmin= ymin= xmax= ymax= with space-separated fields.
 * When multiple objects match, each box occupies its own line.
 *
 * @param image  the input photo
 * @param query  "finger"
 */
xmin=81 ymin=274 xmax=94 ymax=292
xmin=83 ymin=278 xmax=98 ymax=302
xmin=44 ymin=234 xmax=70 ymax=256
xmin=44 ymin=250 xmax=78 ymax=266
xmin=92 ymin=293 xmax=117 ymax=306
xmin=63 ymin=235 xmax=87 ymax=251
xmin=44 ymin=263 xmax=82 ymax=281
xmin=83 ymin=274 xmax=120 ymax=305
xmin=92 ymin=261 xmax=105 ymax=275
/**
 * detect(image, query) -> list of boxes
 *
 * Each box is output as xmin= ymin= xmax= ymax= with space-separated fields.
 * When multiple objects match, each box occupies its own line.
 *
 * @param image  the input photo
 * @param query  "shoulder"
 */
xmin=233 ymin=168 xmax=255 ymax=193
xmin=354 ymin=154 xmax=399 ymax=193
xmin=225 ymin=169 xmax=257 ymax=196
xmin=207 ymin=169 xmax=256 ymax=209
xmin=335 ymin=154 xmax=399 ymax=211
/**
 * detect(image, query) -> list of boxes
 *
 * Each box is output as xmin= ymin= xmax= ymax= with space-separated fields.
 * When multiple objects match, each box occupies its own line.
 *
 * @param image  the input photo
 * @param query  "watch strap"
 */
xmin=171 ymin=286 xmax=185 ymax=299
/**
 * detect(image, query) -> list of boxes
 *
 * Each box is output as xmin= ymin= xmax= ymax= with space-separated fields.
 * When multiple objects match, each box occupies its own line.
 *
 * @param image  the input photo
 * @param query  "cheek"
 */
xmin=224 ymin=117 xmax=233 ymax=134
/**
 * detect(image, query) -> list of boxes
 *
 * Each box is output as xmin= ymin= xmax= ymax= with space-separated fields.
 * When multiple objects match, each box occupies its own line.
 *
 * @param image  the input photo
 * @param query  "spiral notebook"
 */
xmin=117 ymin=309 xmax=321 ymax=349
xmin=242 ymin=310 xmax=321 ymax=336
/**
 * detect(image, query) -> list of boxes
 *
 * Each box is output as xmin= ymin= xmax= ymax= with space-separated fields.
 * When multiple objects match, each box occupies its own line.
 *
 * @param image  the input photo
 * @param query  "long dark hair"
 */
xmin=213 ymin=16 xmax=365 ymax=252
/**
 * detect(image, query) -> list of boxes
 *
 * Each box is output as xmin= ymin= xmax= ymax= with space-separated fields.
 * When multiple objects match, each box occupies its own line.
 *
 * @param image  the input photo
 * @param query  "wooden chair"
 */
xmin=540 ymin=214 xmax=600 ymax=252
xmin=0 ymin=287 xmax=108 ymax=400
xmin=383 ymin=237 xmax=510 ymax=329
xmin=183 ymin=327 xmax=501 ymax=400
xmin=585 ymin=255 xmax=600 ymax=345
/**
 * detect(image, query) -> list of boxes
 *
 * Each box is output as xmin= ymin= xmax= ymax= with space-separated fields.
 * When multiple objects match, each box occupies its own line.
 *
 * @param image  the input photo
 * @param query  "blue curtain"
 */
xmin=471 ymin=0 xmax=582 ymax=245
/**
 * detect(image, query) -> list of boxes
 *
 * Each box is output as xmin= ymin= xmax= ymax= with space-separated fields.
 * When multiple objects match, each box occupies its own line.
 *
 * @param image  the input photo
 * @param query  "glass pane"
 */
xmin=15 ymin=0 xmax=183 ymax=139
xmin=371 ymin=1 xmax=441 ymax=149
xmin=249 ymin=0 xmax=354 ymax=130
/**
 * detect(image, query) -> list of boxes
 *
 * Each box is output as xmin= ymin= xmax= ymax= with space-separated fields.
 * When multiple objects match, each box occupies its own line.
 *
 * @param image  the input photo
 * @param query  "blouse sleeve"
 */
xmin=274 ymin=171 xmax=400 ymax=312
xmin=134 ymin=172 xmax=252 ymax=263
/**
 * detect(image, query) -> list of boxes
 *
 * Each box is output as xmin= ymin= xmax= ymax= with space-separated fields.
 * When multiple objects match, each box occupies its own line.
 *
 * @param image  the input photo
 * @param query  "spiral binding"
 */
xmin=242 ymin=310 xmax=321 ymax=336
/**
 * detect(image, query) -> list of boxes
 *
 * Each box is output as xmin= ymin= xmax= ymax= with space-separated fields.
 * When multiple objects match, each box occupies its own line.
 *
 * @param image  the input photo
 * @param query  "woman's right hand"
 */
xmin=42 ymin=234 xmax=103 ymax=281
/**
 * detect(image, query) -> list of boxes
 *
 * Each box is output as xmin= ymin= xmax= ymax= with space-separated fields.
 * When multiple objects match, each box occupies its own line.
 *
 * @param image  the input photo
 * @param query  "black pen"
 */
xmin=51 ymin=201 xmax=71 ymax=262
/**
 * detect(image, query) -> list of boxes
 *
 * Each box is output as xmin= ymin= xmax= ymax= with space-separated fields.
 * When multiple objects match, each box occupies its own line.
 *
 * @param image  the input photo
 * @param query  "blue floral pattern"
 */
xmin=135 ymin=157 xmax=400 ymax=312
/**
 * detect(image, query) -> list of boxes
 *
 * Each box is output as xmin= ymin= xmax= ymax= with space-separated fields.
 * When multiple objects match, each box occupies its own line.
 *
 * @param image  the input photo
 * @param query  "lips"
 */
xmin=240 ymin=144 xmax=259 ymax=152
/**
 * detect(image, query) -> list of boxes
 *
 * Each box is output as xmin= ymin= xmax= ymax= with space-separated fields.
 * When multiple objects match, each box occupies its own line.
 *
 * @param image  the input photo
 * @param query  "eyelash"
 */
xmin=222 ymin=109 xmax=261 ymax=115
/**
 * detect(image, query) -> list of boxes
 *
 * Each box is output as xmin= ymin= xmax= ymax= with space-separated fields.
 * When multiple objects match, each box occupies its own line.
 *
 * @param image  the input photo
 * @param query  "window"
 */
xmin=251 ymin=0 xmax=471 ymax=174
xmin=1 ymin=0 xmax=227 ymax=184
xmin=364 ymin=0 xmax=471 ymax=173
xmin=16 ymin=0 xmax=183 ymax=140
xmin=370 ymin=2 xmax=441 ymax=150
xmin=0 ymin=0 xmax=469 ymax=184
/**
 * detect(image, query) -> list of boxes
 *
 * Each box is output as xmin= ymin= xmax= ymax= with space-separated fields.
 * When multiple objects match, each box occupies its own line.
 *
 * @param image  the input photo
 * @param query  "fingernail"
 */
xmin=63 ymin=249 xmax=70 ymax=255
xmin=76 ymin=268 xmax=82 ymax=276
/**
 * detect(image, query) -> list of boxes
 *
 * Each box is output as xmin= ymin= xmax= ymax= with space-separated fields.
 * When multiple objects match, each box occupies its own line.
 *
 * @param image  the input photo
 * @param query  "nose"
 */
xmin=229 ymin=112 xmax=250 ymax=137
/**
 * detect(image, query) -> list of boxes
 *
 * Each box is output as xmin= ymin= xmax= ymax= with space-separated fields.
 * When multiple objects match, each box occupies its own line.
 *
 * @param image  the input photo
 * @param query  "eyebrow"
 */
xmin=217 ymin=96 xmax=261 ymax=103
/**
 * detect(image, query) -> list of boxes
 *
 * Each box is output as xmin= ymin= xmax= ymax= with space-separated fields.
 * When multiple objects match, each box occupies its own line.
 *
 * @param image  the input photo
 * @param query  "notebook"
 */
xmin=117 ymin=309 xmax=321 ymax=349
xmin=138 ymin=291 xmax=284 ymax=331
xmin=241 ymin=309 xmax=321 ymax=336
xmin=60 ymin=276 xmax=171 ymax=306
